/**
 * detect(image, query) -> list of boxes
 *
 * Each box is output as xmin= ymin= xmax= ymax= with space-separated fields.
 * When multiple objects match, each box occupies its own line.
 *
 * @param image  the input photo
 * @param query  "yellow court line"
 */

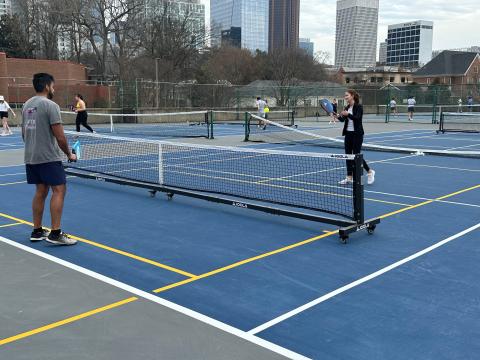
xmin=0 ymin=212 xmax=196 ymax=278
xmin=0 ymin=222 xmax=23 ymax=228
xmin=1 ymin=184 xmax=478 ymax=347
xmin=154 ymin=183 xmax=480 ymax=294
xmin=0 ymin=297 xmax=138 ymax=346
xmin=378 ymin=184 xmax=480 ymax=220
xmin=153 ymin=230 xmax=339 ymax=293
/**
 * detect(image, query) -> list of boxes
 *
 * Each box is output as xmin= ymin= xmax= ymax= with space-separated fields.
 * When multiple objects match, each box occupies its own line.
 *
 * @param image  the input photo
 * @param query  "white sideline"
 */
xmin=0 ymin=236 xmax=310 ymax=360
xmin=248 ymin=222 xmax=480 ymax=335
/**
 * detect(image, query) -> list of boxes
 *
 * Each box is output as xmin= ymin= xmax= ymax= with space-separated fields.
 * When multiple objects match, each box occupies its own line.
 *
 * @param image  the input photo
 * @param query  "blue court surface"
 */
xmin=0 ymin=126 xmax=479 ymax=359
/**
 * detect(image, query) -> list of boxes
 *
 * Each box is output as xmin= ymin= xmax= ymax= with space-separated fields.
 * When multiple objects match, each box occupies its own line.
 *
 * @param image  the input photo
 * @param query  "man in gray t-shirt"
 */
xmin=21 ymin=73 xmax=77 ymax=246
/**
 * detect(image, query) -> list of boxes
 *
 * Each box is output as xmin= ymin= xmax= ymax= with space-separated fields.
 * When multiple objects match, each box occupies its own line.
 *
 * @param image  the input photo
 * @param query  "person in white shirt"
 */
xmin=0 ymin=95 xmax=17 ymax=136
xmin=457 ymin=98 xmax=463 ymax=113
xmin=407 ymin=96 xmax=416 ymax=121
xmin=255 ymin=96 xmax=267 ymax=129
xmin=389 ymin=97 xmax=397 ymax=117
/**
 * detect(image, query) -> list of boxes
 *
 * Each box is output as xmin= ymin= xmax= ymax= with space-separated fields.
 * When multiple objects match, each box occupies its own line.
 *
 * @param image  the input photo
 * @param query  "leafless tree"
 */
xmin=72 ymin=0 xmax=143 ymax=79
xmin=266 ymin=49 xmax=326 ymax=107
xmin=136 ymin=0 xmax=211 ymax=81
xmin=315 ymin=50 xmax=332 ymax=65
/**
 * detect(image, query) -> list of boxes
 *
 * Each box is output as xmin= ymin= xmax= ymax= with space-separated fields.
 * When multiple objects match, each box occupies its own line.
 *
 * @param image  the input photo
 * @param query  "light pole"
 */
xmin=155 ymin=58 xmax=161 ymax=109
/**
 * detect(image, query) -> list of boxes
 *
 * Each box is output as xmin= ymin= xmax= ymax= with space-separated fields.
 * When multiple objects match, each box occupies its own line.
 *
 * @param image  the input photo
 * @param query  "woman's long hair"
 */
xmin=346 ymin=89 xmax=360 ymax=105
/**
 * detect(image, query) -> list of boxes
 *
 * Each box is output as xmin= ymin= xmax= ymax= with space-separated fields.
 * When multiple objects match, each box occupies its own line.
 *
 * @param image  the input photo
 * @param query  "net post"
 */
xmin=208 ymin=110 xmax=214 ymax=139
xmin=439 ymin=111 xmax=444 ymax=133
xmin=158 ymin=143 xmax=164 ymax=185
xmin=244 ymin=112 xmax=250 ymax=141
xmin=109 ymin=114 xmax=114 ymax=133
xmin=352 ymin=154 xmax=365 ymax=224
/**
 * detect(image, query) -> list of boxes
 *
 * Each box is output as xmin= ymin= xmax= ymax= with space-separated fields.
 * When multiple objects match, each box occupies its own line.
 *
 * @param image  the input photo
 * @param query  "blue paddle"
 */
xmin=70 ymin=140 xmax=81 ymax=162
xmin=320 ymin=98 xmax=336 ymax=115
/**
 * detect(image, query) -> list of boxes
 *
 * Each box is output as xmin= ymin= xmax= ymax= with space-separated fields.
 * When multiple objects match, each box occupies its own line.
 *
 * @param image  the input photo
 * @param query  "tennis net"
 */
xmin=246 ymin=113 xmax=480 ymax=158
xmin=63 ymin=130 xmax=379 ymax=240
xmin=438 ymin=104 xmax=480 ymax=114
xmin=439 ymin=112 xmax=480 ymax=133
xmin=211 ymin=110 xmax=295 ymax=126
xmin=60 ymin=111 xmax=211 ymax=139
xmin=378 ymin=104 xmax=437 ymax=123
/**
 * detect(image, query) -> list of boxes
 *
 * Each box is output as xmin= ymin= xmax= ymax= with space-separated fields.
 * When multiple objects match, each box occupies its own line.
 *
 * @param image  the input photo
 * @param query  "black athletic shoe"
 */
xmin=30 ymin=228 xmax=50 ymax=242
xmin=46 ymin=232 xmax=77 ymax=246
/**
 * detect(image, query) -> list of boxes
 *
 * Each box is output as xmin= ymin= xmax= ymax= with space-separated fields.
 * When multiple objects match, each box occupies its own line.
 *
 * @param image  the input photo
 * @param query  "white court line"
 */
xmin=363 ymin=129 xmax=434 ymax=139
xmin=370 ymin=134 xmax=454 ymax=144
xmin=248 ymin=222 xmax=480 ymax=335
xmin=367 ymin=142 xmax=453 ymax=150
xmin=0 ymin=172 xmax=24 ymax=177
xmin=0 ymin=143 xmax=23 ymax=147
xmin=0 ymin=236 xmax=310 ymax=360
xmin=0 ymin=164 xmax=24 ymax=168
xmin=447 ymin=143 xmax=480 ymax=151
xmin=365 ymin=132 xmax=433 ymax=141
xmin=365 ymin=189 xmax=480 ymax=209
xmin=377 ymin=161 xmax=480 ymax=173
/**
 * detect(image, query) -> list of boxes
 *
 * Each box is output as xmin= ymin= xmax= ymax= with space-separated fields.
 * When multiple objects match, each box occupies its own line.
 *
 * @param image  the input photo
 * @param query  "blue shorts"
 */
xmin=26 ymin=161 xmax=66 ymax=186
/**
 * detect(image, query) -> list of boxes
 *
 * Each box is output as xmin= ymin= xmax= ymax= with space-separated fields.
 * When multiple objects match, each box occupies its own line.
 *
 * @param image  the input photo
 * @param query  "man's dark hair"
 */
xmin=33 ymin=73 xmax=55 ymax=93
xmin=257 ymin=97 xmax=261 ymax=100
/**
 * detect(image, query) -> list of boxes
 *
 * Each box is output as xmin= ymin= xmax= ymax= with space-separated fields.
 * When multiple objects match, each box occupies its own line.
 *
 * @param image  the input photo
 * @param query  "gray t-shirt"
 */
xmin=22 ymin=96 xmax=63 ymax=165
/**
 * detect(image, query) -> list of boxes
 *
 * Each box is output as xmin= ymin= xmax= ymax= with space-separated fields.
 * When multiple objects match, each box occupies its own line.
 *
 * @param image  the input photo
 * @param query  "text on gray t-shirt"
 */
xmin=22 ymin=96 xmax=63 ymax=165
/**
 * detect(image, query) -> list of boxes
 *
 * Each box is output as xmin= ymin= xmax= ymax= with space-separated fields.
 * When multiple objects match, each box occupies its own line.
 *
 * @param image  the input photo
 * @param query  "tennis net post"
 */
xmin=353 ymin=154 xmax=365 ymax=225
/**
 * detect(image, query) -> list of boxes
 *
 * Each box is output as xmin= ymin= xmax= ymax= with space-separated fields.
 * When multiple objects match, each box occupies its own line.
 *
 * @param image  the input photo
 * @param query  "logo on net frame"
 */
xmin=232 ymin=202 xmax=248 ymax=209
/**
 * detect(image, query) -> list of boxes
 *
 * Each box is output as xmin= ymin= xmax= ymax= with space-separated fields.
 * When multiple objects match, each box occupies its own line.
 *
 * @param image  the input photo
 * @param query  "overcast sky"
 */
xmin=202 ymin=0 xmax=479 ymax=64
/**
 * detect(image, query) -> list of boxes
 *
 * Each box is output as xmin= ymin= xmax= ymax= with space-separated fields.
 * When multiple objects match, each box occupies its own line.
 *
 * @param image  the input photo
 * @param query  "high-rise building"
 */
xmin=379 ymin=41 xmax=387 ymax=64
xmin=299 ymin=38 xmax=314 ymax=57
xmin=386 ymin=20 xmax=433 ymax=68
xmin=0 ymin=0 xmax=12 ymax=16
xmin=210 ymin=0 xmax=269 ymax=52
xmin=335 ymin=0 xmax=379 ymax=68
xmin=268 ymin=0 xmax=300 ymax=52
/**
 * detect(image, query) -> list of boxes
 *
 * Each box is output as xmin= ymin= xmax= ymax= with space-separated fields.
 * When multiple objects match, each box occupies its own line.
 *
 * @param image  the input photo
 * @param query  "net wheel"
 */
xmin=167 ymin=193 xmax=174 ymax=200
xmin=149 ymin=190 xmax=157 ymax=198
xmin=367 ymin=224 xmax=376 ymax=235
xmin=340 ymin=235 xmax=348 ymax=244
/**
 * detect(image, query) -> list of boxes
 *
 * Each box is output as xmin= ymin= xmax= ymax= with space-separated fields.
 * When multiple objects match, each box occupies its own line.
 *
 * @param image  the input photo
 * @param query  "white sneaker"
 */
xmin=338 ymin=177 xmax=353 ymax=185
xmin=367 ymin=170 xmax=376 ymax=185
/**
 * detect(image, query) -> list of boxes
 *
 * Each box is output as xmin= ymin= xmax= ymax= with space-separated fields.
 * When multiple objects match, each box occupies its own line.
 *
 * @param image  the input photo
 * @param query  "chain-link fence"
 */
xmin=3 ymin=77 xmax=480 ymax=120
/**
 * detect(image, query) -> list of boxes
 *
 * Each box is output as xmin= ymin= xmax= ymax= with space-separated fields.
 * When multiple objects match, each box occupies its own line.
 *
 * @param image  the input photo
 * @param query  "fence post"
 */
xmin=135 ymin=79 xmax=139 ymax=113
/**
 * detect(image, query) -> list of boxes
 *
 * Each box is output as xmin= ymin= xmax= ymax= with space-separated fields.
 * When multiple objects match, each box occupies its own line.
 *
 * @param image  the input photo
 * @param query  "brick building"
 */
xmin=0 ymin=52 xmax=112 ymax=108
xmin=413 ymin=51 xmax=480 ymax=85
xmin=334 ymin=66 xmax=413 ymax=85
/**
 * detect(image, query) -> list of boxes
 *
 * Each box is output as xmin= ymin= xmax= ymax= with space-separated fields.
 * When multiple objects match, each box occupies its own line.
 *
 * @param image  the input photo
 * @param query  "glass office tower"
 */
xmin=211 ymin=0 xmax=269 ymax=52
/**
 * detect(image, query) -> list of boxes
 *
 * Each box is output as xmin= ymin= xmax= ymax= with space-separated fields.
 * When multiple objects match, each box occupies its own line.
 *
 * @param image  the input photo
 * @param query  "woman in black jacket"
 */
xmin=337 ymin=89 xmax=375 ymax=185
